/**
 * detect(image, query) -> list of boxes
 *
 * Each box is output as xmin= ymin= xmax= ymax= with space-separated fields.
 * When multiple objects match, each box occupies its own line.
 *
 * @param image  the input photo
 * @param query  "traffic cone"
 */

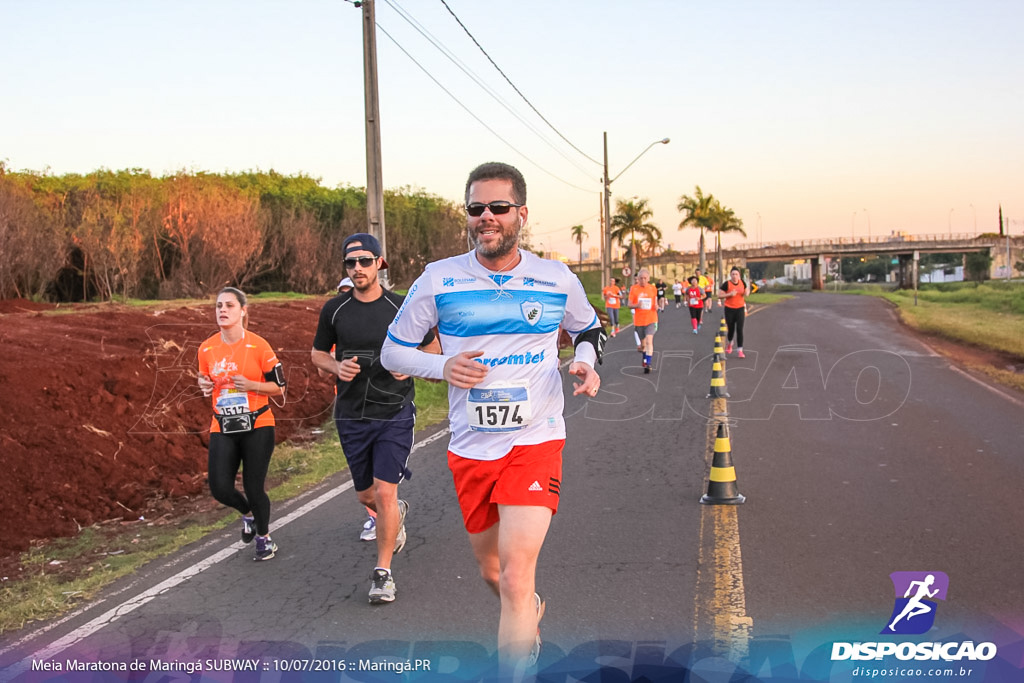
xmin=719 ymin=320 xmax=727 ymax=334
xmin=700 ymin=423 xmax=746 ymax=505
xmin=706 ymin=358 xmax=729 ymax=398
xmin=712 ymin=335 xmax=725 ymax=364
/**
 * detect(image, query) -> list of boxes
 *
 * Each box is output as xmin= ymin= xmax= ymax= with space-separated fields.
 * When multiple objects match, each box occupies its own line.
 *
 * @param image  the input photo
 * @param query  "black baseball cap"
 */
xmin=343 ymin=232 xmax=388 ymax=269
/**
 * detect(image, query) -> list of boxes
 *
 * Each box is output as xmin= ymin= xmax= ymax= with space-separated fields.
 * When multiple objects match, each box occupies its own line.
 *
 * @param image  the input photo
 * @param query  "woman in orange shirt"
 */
xmin=198 ymin=287 xmax=286 ymax=561
xmin=718 ymin=267 xmax=748 ymax=358
xmin=602 ymin=277 xmax=623 ymax=337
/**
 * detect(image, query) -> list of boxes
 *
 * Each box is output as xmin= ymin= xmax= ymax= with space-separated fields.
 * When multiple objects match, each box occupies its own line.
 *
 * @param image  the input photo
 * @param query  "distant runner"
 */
xmin=628 ymin=268 xmax=659 ymax=374
xmin=602 ymin=277 xmax=623 ymax=337
xmin=718 ymin=267 xmax=748 ymax=358
xmin=696 ymin=268 xmax=712 ymax=313
xmin=685 ymin=276 xmax=705 ymax=334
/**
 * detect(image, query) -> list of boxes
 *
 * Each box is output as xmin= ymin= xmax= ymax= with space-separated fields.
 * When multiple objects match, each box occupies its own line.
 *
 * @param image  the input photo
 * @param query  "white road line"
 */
xmin=948 ymin=365 xmax=1024 ymax=408
xmin=1 ymin=426 xmax=451 ymax=678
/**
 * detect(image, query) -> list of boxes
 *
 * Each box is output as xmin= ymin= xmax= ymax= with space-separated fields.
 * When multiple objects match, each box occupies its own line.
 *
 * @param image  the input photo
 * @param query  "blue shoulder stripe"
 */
xmin=386 ymin=330 xmax=421 ymax=347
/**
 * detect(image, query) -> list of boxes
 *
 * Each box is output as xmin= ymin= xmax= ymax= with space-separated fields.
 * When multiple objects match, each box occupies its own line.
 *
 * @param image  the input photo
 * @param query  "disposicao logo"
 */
xmin=882 ymin=571 xmax=948 ymax=635
xmin=830 ymin=571 xmax=998 ymax=663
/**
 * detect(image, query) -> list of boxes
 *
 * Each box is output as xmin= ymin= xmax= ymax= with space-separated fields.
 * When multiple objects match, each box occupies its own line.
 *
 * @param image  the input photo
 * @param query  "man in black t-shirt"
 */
xmin=311 ymin=233 xmax=439 ymax=604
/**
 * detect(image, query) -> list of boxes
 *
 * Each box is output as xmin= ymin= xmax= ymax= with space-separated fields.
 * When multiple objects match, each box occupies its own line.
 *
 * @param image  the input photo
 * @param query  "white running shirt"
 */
xmin=383 ymin=250 xmax=599 ymax=461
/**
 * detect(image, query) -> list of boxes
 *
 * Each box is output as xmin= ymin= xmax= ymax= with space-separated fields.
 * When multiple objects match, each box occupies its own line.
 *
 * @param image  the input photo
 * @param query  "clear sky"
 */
xmin=3 ymin=0 xmax=1022 ymax=257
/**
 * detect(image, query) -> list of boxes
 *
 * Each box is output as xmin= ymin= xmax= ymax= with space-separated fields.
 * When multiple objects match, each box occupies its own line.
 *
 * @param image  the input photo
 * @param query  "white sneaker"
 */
xmin=526 ymin=592 xmax=546 ymax=667
xmin=394 ymin=500 xmax=409 ymax=553
xmin=368 ymin=569 xmax=396 ymax=604
xmin=360 ymin=515 xmax=376 ymax=541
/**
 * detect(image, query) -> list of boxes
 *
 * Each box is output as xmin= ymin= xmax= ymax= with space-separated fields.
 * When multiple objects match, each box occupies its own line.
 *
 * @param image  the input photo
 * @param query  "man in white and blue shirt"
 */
xmin=382 ymin=162 xmax=604 ymax=676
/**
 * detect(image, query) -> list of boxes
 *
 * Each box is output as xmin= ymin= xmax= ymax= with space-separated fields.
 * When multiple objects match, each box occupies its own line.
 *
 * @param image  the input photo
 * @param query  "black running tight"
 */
xmin=208 ymin=427 xmax=275 ymax=535
xmin=724 ymin=306 xmax=745 ymax=348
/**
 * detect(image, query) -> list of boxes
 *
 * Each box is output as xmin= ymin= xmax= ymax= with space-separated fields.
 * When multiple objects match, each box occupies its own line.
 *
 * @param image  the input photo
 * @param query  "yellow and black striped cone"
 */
xmin=719 ymin=320 xmax=727 ymax=334
xmin=706 ymin=358 xmax=729 ymax=398
xmin=713 ymin=335 xmax=725 ymax=356
xmin=700 ymin=423 xmax=746 ymax=505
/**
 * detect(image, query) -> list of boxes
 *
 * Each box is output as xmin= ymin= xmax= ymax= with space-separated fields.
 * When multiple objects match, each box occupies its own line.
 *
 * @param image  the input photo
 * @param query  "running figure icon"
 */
xmin=888 ymin=574 xmax=939 ymax=631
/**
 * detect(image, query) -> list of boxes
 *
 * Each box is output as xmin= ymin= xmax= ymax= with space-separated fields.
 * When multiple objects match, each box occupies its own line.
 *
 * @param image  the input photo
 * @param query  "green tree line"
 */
xmin=0 ymin=164 xmax=467 ymax=301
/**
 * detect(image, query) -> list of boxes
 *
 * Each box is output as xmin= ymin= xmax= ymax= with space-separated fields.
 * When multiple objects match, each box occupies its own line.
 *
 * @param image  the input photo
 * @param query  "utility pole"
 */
xmin=602 ymin=132 xmax=612 ymax=290
xmin=361 ymin=0 xmax=387 ymax=278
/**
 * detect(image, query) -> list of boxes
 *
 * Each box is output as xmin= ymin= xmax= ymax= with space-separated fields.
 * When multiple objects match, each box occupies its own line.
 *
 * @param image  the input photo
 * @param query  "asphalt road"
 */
xmin=2 ymin=292 xmax=1021 ymax=682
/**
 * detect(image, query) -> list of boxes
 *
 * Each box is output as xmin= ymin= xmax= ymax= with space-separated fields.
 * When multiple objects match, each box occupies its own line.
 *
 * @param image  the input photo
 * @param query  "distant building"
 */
xmin=784 ymin=261 xmax=812 ymax=280
xmin=920 ymin=265 xmax=964 ymax=283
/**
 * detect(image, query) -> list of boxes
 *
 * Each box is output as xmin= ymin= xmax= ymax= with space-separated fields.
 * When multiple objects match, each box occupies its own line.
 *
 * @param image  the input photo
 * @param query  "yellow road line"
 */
xmin=693 ymin=400 xmax=752 ymax=660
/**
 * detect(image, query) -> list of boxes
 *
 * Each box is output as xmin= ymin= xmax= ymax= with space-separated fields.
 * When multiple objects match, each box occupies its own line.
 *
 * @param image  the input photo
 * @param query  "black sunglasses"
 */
xmin=466 ymin=201 xmax=524 ymax=217
xmin=344 ymin=256 xmax=377 ymax=269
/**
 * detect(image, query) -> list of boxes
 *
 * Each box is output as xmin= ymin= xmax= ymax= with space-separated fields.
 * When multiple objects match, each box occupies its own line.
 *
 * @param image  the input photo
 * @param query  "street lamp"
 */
xmin=602 ymin=134 xmax=670 ymax=287
xmin=863 ymin=208 xmax=871 ymax=241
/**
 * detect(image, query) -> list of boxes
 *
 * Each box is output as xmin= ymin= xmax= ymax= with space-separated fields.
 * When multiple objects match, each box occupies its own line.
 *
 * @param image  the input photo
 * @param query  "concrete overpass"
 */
xmin=728 ymin=233 xmax=1020 ymax=288
xmin=574 ymin=233 xmax=1021 ymax=288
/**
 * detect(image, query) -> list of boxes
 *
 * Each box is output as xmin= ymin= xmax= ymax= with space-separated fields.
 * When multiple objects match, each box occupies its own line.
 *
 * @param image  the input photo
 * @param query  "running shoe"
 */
xmin=360 ymin=514 xmax=377 ymax=541
xmin=737 ymin=349 xmax=746 ymax=358
xmin=241 ymin=515 xmax=255 ymax=544
xmin=394 ymin=524 xmax=407 ymax=554
xmin=253 ymin=535 xmax=277 ymax=561
xmin=725 ymin=343 xmax=734 ymax=354
xmin=643 ymin=365 xmax=651 ymax=374
xmin=610 ymin=329 xmax=616 ymax=337
xmin=692 ymin=328 xmax=698 ymax=335
xmin=394 ymin=499 xmax=409 ymax=553
xmin=369 ymin=569 xmax=396 ymax=604
xmin=526 ymin=592 xmax=546 ymax=668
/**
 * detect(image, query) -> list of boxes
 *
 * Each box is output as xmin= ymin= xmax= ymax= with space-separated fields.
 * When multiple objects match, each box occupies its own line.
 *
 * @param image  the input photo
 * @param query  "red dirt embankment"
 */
xmin=0 ymin=299 xmax=335 ymax=558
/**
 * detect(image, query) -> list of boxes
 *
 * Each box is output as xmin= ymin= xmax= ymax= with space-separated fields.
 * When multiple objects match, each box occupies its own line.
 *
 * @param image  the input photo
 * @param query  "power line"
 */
xmin=382 ymin=0 xmax=596 ymax=182
xmin=531 ymin=213 xmax=601 ymax=237
xmin=438 ymin=0 xmax=602 ymax=167
xmin=375 ymin=22 xmax=594 ymax=193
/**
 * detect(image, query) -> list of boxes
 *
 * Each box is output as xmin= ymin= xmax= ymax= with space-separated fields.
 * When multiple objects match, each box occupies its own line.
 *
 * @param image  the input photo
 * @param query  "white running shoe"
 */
xmin=526 ymin=592 xmax=546 ymax=667
xmin=394 ymin=500 xmax=409 ymax=553
xmin=368 ymin=569 xmax=396 ymax=604
xmin=360 ymin=515 xmax=377 ymax=541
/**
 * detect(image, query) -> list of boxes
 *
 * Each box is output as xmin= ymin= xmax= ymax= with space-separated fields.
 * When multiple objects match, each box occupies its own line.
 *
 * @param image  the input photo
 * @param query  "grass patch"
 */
xmin=1 ymin=518 xmax=224 ymax=634
xmin=0 ymin=378 xmax=449 ymax=636
xmin=747 ymin=292 xmax=794 ymax=305
xmin=586 ymin=293 xmax=633 ymax=327
xmin=842 ymin=282 xmax=1024 ymax=358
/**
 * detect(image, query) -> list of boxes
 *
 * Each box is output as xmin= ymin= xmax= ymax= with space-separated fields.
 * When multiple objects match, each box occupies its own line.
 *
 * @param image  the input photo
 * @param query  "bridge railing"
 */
xmin=732 ymin=234 xmax=986 ymax=250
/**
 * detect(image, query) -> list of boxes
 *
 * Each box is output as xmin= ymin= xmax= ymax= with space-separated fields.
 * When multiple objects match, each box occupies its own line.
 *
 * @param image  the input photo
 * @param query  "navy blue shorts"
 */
xmin=335 ymin=402 xmax=415 ymax=491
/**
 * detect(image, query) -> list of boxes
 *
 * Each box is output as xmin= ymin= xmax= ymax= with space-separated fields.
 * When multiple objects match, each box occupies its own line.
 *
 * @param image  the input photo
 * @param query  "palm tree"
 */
xmin=677 ymin=186 xmax=716 ymax=273
xmin=708 ymin=203 xmax=747 ymax=283
xmin=609 ymin=198 xmax=660 ymax=276
xmin=641 ymin=227 xmax=663 ymax=258
xmin=570 ymin=224 xmax=587 ymax=265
